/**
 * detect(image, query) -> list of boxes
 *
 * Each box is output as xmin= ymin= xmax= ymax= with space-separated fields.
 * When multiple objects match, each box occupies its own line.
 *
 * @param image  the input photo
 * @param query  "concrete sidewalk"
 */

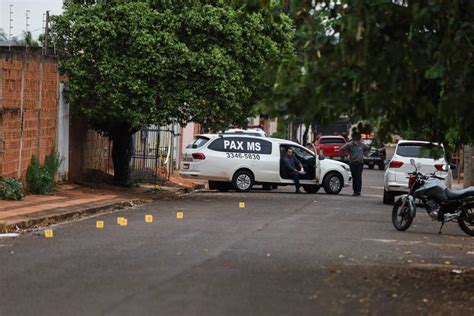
xmin=0 ymin=179 xmax=198 ymax=233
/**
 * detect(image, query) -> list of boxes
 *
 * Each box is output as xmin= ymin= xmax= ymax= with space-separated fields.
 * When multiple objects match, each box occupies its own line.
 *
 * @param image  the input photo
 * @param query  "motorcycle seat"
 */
xmin=445 ymin=187 xmax=474 ymax=200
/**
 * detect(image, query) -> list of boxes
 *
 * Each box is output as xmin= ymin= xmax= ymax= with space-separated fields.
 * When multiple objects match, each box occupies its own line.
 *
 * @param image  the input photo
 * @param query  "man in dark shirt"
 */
xmin=281 ymin=148 xmax=303 ymax=193
xmin=339 ymin=134 xmax=370 ymax=196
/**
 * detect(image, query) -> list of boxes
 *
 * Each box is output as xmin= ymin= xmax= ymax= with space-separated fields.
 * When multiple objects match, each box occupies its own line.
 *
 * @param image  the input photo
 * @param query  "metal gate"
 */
xmin=130 ymin=125 xmax=174 ymax=183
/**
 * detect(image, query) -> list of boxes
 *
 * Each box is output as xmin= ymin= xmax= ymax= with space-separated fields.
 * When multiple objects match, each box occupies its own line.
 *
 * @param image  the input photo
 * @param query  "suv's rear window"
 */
xmin=396 ymin=143 xmax=444 ymax=159
xmin=319 ymin=138 xmax=345 ymax=144
xmin=186 ymin=136 xmax=210 ymax=149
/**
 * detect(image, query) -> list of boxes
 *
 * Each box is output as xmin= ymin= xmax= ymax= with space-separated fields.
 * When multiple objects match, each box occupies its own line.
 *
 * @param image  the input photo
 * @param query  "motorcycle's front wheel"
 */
xmin=458 ymin=207 xmax=474 ymax=236
xmin=392 ymin=198 xmax=414 ymax=231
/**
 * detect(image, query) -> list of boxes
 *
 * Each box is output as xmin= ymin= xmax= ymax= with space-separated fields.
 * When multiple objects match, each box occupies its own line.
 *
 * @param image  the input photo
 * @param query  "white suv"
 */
xmin=180 ymin=134 xmax=352 ymax=194
xmin=383 ymin=140 xmax=453 ymax=204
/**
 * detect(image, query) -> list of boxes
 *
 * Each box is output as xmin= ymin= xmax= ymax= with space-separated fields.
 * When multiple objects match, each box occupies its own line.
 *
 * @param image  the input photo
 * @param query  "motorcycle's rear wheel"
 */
xmin=392 ymin=198 xmax=414 ymax=231
xmin=458 ymin=207 xmax=474 ymax=236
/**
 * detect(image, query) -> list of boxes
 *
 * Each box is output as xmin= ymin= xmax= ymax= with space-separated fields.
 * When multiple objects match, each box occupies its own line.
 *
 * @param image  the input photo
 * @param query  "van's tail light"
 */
xmin=434 ymin=163 xmax=445 ymax=171
xmin=192 ymin=153 xmax=206 ymax=160
xmin=408 ymin=175 xmax=416 ymax=189
xmin=389 ymin=161 xmax=404 ymax=168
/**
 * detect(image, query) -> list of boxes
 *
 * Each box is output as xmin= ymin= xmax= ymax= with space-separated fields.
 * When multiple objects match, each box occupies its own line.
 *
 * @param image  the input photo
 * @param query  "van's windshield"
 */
xmin=186 ymin=136 xmax=210 ymax=149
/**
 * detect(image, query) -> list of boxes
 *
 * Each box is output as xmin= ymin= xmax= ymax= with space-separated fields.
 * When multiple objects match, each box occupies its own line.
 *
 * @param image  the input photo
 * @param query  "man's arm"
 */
xmin=362 ymin=143 xmax=370 ymax=155
xmin=339 ymin=142 xmax=350 ymax=154
xmin=282 ymin=157 xmax=295 ymax=172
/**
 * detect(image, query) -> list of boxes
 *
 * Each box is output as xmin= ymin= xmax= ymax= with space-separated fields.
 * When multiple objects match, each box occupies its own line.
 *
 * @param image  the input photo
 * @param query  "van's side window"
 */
xmin=208 ymin=137 xmax=272 ymax=155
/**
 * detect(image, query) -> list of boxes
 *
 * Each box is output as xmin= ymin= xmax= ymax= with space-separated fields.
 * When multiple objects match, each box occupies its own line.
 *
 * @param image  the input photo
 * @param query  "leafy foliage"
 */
xmin=0 ymin=178 xmax=25 ymax=201
xmin=52 ymin=0 xmax=294 ymax=185
xmin=258 ymin=1 xmax=474 ymax=147
xmin=26 ymin=153 xmax=61 ymax=195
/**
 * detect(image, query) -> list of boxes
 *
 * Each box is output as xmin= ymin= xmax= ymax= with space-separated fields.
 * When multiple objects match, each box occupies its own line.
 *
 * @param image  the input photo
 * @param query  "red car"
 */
xmin=315 ymin=136 xmax=348 ymax=160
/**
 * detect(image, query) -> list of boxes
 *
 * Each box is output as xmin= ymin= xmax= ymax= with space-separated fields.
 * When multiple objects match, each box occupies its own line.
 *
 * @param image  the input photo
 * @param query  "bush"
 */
xmin=26 ymin=152 xmax=61 ymax=195
xmin=0 ymin=178 xmax=25 ymax=200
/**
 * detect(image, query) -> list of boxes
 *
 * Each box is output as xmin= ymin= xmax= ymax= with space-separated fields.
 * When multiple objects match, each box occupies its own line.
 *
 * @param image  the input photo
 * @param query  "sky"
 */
xmin=1 ymin=0 xmax=63 ymax=40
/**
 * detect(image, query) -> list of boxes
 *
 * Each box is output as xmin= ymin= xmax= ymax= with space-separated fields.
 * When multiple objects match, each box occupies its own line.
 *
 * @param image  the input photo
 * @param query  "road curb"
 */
xmin=0 ymin=187 xmax=191 ymax=233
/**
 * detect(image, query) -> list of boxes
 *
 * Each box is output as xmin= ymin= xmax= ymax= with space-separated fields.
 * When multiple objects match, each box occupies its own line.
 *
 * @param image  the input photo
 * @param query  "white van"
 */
xmin=180 ymin=134 xmax=352 ymax=194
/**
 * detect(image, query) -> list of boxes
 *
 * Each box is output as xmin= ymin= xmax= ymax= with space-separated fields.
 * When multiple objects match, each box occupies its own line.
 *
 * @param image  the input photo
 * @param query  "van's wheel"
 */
xmin=383 ymin=190 xmax=395 ymax=204
xmin=368 ymin=164 xmax=375 ymax=170
xmin=303 ymin=185 xmax=320 ymax=194
xmin=232 ymin=170 xmax=254 ymax=192
xmin=323 ymin=172 xmax=343 ymax=194
xmin=378 ymin=162 xmax=385 ymax=170
xmin=262 ymin=184 xmax=272 ymax=190
xmin=216 ymin=182 xmax=231 ymax=192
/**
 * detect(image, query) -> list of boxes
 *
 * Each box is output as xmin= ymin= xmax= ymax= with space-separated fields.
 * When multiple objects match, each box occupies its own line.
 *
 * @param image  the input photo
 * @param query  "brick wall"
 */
xmin=0 ymin=48 xmax=59 ymax=179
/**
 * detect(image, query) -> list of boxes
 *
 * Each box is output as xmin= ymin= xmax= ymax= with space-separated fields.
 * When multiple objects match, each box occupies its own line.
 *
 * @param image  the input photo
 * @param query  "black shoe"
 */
xmin=295 ymin=189 xmax=301 ymax=194
xmin=352 ymin=192 xmax=358 ymax=196
xmin=356 ymin=192 xmax=361 ymax=196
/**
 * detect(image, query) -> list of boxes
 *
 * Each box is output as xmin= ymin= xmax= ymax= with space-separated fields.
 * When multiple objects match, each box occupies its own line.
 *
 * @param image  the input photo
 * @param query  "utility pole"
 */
xmin=9 ymin=4 xmax=14 ymax=50
xmin=25 ymin=10 xmax=30 ymax=32
xmin=43 ymin=11 xmax=50 ymax=55
xmin=25 ymin=10 xmax=30 ymax=51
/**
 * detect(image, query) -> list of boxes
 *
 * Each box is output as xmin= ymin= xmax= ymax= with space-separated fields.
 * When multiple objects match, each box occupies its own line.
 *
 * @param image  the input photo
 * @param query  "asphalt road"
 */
xmin=1 ymin=169 xmax=473 ymax=315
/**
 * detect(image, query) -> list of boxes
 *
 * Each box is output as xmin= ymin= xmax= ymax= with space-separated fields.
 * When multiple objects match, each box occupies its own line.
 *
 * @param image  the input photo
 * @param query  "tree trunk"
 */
xmin=464 ymin=145 xmax=473 ymax=188
xmin=111 ymin=130 xmax=133 ymax=186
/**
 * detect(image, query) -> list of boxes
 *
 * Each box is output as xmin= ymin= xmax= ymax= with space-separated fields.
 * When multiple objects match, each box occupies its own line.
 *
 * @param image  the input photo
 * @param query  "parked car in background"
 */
xmin=361 ymin=134 xmax=386 ymax=170
xmin=383 ymin=140 xmax=453 ymax=204
xmin=315 ymin=136 xmax=348 ymax=161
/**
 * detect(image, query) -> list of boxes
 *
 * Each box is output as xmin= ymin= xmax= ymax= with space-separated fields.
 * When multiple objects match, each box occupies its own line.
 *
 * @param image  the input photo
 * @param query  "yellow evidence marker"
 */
xmin=96 ymin=221 xmax=105 ymax=229
xmin=117 ymin=217 xmax=125 ymax=225
xmin=176 ymin=212 xmax=184 ymax=220
xmin=44 ymin=229 xmax=54 ymax=238
xmin=145 ymin=214 xmax=153 ymax=223
xmin=120 ymin=218 xmax=128 ymax=226
xmin=239 ymin=202 xmax=246 ymax=208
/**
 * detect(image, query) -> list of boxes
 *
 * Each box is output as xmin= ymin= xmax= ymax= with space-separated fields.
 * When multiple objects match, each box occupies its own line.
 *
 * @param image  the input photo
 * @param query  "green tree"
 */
xmin=261 ymin=1 xmax=474 ymax=146
xmin=0 ymin=28 xmax=7 ymax=41
xmin=52 ymin=0 xmax=294 ymax=185
xmin=19 ymin=31 xmax=40 ymax=47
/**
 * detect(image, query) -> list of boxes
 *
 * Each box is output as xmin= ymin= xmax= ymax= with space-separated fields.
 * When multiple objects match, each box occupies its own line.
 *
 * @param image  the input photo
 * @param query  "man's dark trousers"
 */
xmin=290 ymin=171 xmax=301 ymax=191
xmin=350 ymin=163 xmax=364 ymax=194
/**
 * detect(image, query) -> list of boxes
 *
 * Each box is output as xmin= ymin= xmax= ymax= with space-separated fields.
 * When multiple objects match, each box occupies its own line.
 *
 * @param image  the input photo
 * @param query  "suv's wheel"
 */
xmin=323 ymin=172 xmax=343 ymax=194
xmin=383 ymin=190 xmax=395 ymax=204
xmin=303 ymin=185 xmax=320 ymax=194
xmin=232 ymin=170 xmax=254 ymax=192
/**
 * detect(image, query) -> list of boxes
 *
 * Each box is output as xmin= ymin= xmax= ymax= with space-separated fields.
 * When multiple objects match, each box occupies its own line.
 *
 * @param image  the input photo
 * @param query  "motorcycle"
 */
xmin=392 ymin=159 xmax=474 ymax=236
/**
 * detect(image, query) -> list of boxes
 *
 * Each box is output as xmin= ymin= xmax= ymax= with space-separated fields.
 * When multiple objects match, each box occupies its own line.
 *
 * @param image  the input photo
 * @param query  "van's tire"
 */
xmin=383 ymin=190 xmax=395 ymax=204
xmin=216 ymin=182 xmax=231 ymax=192
xmin=378 ymin=162 xmax=385 ymax=170
xmin=262 ymin=184 xmax=272 ymax=190
xmin=232 ymin=170 xmax=254 ymax=192
xmin=323 ymin=172 xmax=343 ymax=194
xmin=303 ymin=185 xmax=320 ymax=194
xmin=368 ymin=164 xmax=375 ymax=170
